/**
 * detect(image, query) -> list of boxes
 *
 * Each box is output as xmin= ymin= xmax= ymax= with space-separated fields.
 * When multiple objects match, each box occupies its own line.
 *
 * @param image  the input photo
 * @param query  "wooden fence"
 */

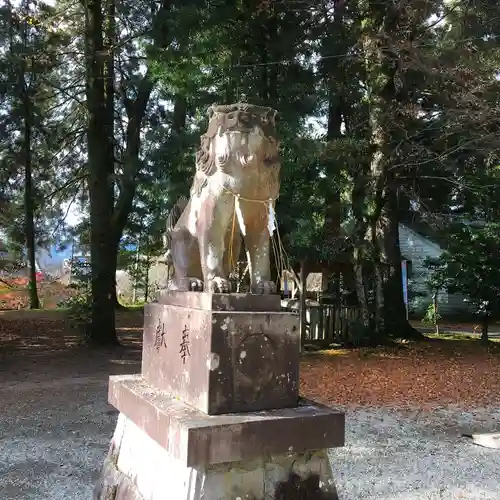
xmin=298 ymin=304 xmax=361 ymax=346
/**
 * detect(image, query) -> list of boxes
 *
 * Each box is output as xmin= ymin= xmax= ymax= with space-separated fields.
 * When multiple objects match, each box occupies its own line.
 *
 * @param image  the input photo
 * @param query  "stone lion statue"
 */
xmin=164 ymin=103 xmax=281 ymax=293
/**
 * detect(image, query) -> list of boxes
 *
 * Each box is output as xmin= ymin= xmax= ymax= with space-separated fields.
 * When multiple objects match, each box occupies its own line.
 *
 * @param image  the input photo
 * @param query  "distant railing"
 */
xmin=282 ymin=302 xmax=361 ymax=346
xmin=306 ymin=304 xmax=360 ymax=345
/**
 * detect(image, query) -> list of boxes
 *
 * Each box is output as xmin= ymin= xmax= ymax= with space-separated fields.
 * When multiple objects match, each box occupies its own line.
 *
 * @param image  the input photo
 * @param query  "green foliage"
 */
xmin=59 ymin=258 xmax=92 ymax=338
xmin=422 ymin=302 xmax=442 ymax=326
xmin=2 ymin=0 xmax=500 ymax=342
xmin=429 ymin=223 xmax=500 ymax=322
xmin=424 ymin=257 xmax=446 ymax=293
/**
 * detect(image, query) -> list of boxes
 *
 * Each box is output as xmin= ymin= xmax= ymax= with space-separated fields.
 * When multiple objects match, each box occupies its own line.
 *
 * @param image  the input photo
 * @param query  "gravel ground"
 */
xmin=0 ymin=375 xmax=115 ymax=500
xmin=1 ymin=373 xmax=499 ymax=500
xmin=331 ymin=407 xmax=500 ymax=500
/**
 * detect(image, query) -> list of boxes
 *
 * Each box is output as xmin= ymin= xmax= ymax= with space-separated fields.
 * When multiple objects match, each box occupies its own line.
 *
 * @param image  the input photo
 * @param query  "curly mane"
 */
xmin=190 ymin=103 xmax=280 ymax=197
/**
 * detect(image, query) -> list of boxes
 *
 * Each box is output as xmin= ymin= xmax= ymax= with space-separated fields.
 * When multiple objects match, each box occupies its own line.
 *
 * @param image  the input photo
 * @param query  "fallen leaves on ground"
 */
xmin=0 ymin=278 xmax=77 ymax=310
xmin=1 ymin=311 xmax=500 ymax=409
xmin=301 ymin=340 xmax=500 ymax=409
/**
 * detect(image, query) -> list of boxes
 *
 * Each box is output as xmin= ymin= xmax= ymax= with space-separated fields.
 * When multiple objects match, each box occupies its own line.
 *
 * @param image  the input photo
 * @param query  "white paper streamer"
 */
xmin=268 ymin=199 xmax=276 ymax=235
xmin=235 ymin=195 xmax=246 ymax=236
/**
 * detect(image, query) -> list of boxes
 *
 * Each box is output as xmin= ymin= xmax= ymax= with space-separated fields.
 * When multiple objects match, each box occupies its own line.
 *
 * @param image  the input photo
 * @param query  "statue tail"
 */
xmin=163 ymin=196 xmax=189 ymax=261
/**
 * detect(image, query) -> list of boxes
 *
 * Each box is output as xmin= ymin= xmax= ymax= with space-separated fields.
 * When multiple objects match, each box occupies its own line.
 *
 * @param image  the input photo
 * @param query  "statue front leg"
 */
xmin=244 ymin=225 xmax=276 ymax=295
xmin=198 ymin=195 xmax=234 ymax=293
xmin=169 ymin=228 xmax=203 ymax=291
xmin=199 ymin=239 xmax=231 ymax=293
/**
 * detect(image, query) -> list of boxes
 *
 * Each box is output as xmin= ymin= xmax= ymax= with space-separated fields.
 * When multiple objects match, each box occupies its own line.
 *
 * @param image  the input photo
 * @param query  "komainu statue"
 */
xmin=164 ymin=103 xmax=281 ymax=294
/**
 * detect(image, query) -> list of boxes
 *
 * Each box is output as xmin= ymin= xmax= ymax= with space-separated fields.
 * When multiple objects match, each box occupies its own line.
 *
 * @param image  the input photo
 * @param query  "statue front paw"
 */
xmin=188 ymin=278 xmax=204 ymax=291
xmin=252 ymin=280 xmax=276 ymax=295
xmin=168 ymin=278 xmax=204 ymax=291
xmin=208 ymin=277 xmax=231 ymax=293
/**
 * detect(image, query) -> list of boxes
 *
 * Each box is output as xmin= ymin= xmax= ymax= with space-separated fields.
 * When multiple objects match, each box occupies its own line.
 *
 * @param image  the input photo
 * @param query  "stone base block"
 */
xmin=142 ymin=297 xmax=300 ymax=415
xmin=94 ymin=413 xmax=339 ymax=500
xmin=108 ymin=375 xmax=344 ymax=467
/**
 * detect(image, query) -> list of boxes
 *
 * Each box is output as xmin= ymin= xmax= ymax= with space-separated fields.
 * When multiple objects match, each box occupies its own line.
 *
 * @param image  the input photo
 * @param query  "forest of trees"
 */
xmin=1 ymin=0 xmax=500 ymax=345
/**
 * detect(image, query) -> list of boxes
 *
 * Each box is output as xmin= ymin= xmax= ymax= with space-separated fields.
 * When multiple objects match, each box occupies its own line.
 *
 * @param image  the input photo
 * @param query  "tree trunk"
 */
xmin=109 ymin=73 xmax=155 ymax=309
xmin=372 ymin=253 xmax=385 ymax=336
xmin=132 ymin=237 xmax=140 ymax=304
xmin=365 ymin=69 xmax=387 ymax=338
xmin=351 ymin=156 xmax=371 ymax=331
xmin=108 ymin=87 xmax=181 ymax=310
xmin=353 ymin=251 xmax=370 ymax=329
xmin=323 ymin=84 xmax=343 ymax=299
xmin=322 ymin=0 xmax=346 ymax=271
xmin=257 ymin=21 xmax=268 ymax=103
xmin=104 ymin=0 xmax=125 ymax=311
xmin=382 ymin=191 xmax=423 ymax=338
xmin=20 ymin=8 xmax=40 ymax=310
xmin=481 ymin=318 xmax=489 ymax=344
xmin=299 ymin=261 xmax=307 ymax=350
xmin=104 ymin=0 xmax=174 ymax=307
xmin=172 ymin=94 xmax=187 ymax=134
xmin=24 ymin=104 xmax=40 ymax=310
xmin=433 ymin=292 xmax=439 ymax=335
xmin=23 ymin=86 xmax=40 ymax=309
xmin=85 ymin=0 xmax=118 ymax=345
xmin=267 ymin=14 xmax=278 ymax=103
xmin=359 ymin=0 xmax=422 ymax=340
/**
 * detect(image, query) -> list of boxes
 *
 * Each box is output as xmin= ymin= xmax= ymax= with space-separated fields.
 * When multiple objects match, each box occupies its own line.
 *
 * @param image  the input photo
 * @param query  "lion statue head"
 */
xmin=192 ymin=103 xmax=281 ymax=198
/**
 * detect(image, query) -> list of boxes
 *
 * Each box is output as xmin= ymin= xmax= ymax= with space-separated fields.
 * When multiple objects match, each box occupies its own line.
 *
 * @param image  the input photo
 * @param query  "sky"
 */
xmin=61 ymin=201 xmax=83 ymax=228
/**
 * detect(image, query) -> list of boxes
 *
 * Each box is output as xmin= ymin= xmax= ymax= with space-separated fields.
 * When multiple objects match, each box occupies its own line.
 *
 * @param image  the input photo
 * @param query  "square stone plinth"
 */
xmin=95 ymin=413 xmax=340 ymax=500
xmin=108 ymin=374 xmax=345 ymax=467
xmin=142 ymin=294 xmax=299 ymax=415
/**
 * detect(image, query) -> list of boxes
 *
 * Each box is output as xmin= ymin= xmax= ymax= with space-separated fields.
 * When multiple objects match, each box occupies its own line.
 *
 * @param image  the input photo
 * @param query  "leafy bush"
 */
xmin=422 ymin=302 xmax=442 ymax=326
xmin=59 ymin=258 xmax=92 ymax=340
xmin=426 ymin=222 xmax=500 ymax=340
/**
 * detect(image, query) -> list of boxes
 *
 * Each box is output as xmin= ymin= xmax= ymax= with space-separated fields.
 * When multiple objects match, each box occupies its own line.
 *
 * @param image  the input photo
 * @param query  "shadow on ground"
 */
xmin=0 ymin=310 xmax=143 ymax=383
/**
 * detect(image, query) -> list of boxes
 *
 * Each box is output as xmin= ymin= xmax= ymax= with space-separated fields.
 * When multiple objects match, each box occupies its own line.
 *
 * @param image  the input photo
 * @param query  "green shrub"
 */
xmin=422 ymin=302 xmax=442 ymax=326
xmin=59 ymin=258 xmax=92 ymax=341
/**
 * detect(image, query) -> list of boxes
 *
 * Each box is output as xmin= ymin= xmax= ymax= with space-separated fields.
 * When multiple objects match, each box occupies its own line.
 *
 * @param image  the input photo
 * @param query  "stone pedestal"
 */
xmin=143 ymin=292 xmax=299 ymax=415
xmin=94 ymin=293 xmax=345 ymax=500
